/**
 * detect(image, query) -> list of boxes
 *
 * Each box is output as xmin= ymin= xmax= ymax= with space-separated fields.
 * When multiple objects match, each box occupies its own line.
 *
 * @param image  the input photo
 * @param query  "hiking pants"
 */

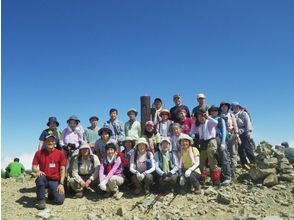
xmin=36 ymin=175 xmax=64 ymax=204
xmin=227 ymin=133 xmax=239 ymax=172
xmin=131 ymin=173 xmax=153 ymax=191
xmin=238 ymin=133 xmax=256 ymax=165
xmin=216 ymin=137 xmax=232 ymax=180
xmin=106 ymin=175 xmax=124 ymax=192
xmin=199 ymin=138 xmax=218 ymax=171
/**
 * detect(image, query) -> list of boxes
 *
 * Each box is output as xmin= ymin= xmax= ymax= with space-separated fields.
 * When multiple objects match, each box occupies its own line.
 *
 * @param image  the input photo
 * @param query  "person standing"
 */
xmin=104 ymin=108 xmax=125 ymax=145
xmin=170 ymin=94 xmax=190 ymax=123
xmin=124 ymin=108 xmax=141 ymax=140
xmin=83 ymin=116 xmax=100 ymax=153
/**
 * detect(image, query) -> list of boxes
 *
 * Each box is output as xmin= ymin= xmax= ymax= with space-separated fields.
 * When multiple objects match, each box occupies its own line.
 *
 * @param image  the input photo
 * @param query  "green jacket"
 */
xmin=6 ymin=162 xmax=25 ymax=177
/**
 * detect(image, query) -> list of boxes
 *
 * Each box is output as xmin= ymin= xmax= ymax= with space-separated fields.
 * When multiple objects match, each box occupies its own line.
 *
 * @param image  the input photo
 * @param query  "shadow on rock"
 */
xmin=15 ymin=195 xmax=36 ymax=208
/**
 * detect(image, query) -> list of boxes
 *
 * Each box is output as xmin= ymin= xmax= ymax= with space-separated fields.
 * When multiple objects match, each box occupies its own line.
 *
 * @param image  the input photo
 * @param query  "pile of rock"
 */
xmin=248 ymin=141 xmax=294 ymax=187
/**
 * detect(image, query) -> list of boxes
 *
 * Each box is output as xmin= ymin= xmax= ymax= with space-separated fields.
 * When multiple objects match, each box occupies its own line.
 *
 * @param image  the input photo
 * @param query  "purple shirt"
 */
xmin=60 ymin=127 xmax=83 ymax=147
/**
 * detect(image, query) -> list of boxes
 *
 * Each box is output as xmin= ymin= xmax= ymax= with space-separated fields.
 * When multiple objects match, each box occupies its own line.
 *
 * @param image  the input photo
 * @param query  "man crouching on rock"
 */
xmin=32 ymin=134 xmax=66 ymax=210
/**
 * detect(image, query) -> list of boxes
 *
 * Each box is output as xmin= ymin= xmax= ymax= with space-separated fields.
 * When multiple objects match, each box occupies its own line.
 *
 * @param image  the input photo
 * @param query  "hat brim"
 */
xmin=123 ymin=139 xmax=136 ymax=147
xmin=178 ymin=138 xmax=194 ymax=146
xmin=220 ymin=103 xmax=231 ymax=110
xmin=89 ymin=117 xmax=99 ymax=121
xmin=47 ymin=121 xmax=59 ymax=127
xmin=127 ymin=111 xmax=138 ymax=116
xmin=98 ymin=128 xmax=113 ymax=136
xmin=67 ymin=119 xmax=80 ymax=124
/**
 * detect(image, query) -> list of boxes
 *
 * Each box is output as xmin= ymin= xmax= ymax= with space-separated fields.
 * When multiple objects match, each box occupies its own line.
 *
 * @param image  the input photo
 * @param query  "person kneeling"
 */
xmin=32 ymin=134 xmax=66 ymax=210
xmin=99 ymin=143 xmax=124 ymax=200
xmin=68 ymin=142 xmax=100 ymax=198
xmin=154 ymin=138 xmax=179 ymax=193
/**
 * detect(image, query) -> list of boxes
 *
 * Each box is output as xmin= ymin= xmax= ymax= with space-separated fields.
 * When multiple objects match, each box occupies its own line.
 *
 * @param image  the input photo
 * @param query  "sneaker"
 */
xmin=221 ymin=179 xmax=231 ymax=186
xmin=194 ymin=188 xmax=202 ymax=195
xmin=113 ymin=191 xmax=124 ymax=200
xmin=36 ymin=200 xmax=46 ymax=210
xmin=75 ymin=192 xmax=83 ymax=198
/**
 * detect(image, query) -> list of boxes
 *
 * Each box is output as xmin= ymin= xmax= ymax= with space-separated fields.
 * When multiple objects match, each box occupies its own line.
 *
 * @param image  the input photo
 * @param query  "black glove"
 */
xmin=167 ymin=172 xmax=173 ymax=177
xmin=162 ymin=173 xmax=167 ymax=179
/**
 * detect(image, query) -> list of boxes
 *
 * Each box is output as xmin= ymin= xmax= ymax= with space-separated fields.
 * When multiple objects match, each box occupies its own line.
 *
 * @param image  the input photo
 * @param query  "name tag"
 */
xmin=49 ymin=163 xmax=56 ymax=168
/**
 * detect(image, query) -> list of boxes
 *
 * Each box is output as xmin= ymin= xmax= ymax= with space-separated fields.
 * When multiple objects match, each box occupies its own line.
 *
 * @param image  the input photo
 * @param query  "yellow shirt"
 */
xmin=182 ymin=147 xmax=200 ymax=174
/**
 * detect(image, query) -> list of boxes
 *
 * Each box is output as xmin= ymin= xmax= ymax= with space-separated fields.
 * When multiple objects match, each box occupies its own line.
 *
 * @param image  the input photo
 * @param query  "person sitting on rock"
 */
xmin=95 ymin=126 xmax=116 ymax=160
xmin=194 ymin=109 xmax=221 ymax=187
xmin=60 ymin=116 xmax=83 ymax=158
xmin=156 ymin=109 xmax=173 ymax=138
xmin=154 ymin=138 xmax=179 ymax=193
xmin=178 ymin=134 xmax=202 ymax=194
xmin=129 ymin=138 xmax=155 ymax=195
xmin=142 ymin=121 xmax=161 ymax=153
xmin=99 ymin=142 xmax=124 ymax=200
xmin=5 ymin=158 xmax=25 ymax=178
xmin=68 ymin=142 xmax=100 ymax=198
xmin=32 ymin=134 xmax=66 ymax=210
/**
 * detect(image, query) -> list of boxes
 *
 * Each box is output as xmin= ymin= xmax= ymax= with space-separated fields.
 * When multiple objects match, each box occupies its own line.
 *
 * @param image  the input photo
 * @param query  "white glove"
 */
xmin=185 ymin=169 xmax=192 ymax=178
xmin=220 ymin=143 xmax=226 ymax=151
xmin=136 ymin=173 xmax=144 ymax=182
xmin=99 ymin=182 xmax=107 ymax=191
xmin=179 ymin=176 xmax=186 ymax=186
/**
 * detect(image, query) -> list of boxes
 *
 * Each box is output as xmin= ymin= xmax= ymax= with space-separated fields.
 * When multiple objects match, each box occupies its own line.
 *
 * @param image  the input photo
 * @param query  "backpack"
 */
xmin=221 ymin=113 xmax=235 ymax=133
xmin=77 ymin=155 xmax=95 ymax=175
xmin=134 ymin=151 xmax=152 ymax=169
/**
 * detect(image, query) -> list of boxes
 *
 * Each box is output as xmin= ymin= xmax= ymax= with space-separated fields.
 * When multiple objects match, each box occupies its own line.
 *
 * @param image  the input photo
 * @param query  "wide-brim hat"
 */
xmin=122 ymin=137 xmax=136 ymax=147
xmin=98 ymin=126 xmax=113 ymax=136
xmin=89 ymin=116 xmax=99 ymax=122
xmin=231 ymin=102 xmax=242 ymax=110
xmin=79 ymin=142 xmax=91 ymax=150
xmin=177 ymin=134 xmax=194 ymax=145
xmin=135 ymin=137 xmax=149 ymax=149
xmin=219 ymin=102 xmax=231 ymax=110
xmin=208 ymin=105 xmax=220 ymax=115
xmin=160 ymin=137 xmax=171 ymax=145
xmin=67 ymin=115 xmax=80 ymax=124
xmin=47 ymin=117 xmax=59 ymax=127
xmin=127 ymin=108 xmax=138 ymax=116
xmin=159 ymin=109 xmax=170 ymax=117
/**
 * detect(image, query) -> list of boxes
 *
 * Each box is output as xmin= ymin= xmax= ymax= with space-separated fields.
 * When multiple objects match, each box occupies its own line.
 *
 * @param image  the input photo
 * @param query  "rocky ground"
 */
xmin=2 ymin=141 xmax=294 ymax=220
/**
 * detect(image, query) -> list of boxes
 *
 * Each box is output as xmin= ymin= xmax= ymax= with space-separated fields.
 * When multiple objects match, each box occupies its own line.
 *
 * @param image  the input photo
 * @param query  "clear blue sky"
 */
xmin=2 ymin=0 xmax=294 ymax=168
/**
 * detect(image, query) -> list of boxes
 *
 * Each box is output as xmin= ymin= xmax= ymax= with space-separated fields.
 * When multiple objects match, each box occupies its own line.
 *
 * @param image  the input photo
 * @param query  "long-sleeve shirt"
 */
xmin=156 ymin=120 xmax=173 ymax=137
xmin=60 ymin=127 xmax=83 ymax=148
xmin=104 ymin=120 xmax=125 ymax=143
xmin=194 ymin=116 xmax=218 ymax=140
xmin=129 ymin=151 xmax=155 ymax=174
xmin=95 ymin=138 xmax=116 ymax=160
xmin=154 ymin=151 xmax=179 ymax=176
xmin=71 ymin=154 xmax=100 ymax=183
xmin=99 ymin=156 xmax=123 ymax=183
xmin=83 ymin=126 xmax=100 ymax=146
xmin=213 ymin=116 xmax=227 ymax=146
xmin=124 ymin=120 xmax=141 ymax=140
xmin=234 ymin=110 xmax=253 ymax=135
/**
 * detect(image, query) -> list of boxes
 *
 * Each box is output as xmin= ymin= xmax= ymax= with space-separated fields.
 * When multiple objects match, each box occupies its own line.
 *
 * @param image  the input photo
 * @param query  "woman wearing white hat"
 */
xmin=129 ymin=138 xmax=155 ymax=195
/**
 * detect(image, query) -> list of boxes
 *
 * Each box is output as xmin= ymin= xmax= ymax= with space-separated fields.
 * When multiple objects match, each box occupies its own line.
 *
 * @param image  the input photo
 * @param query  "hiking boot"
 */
xmin=75 ymin=192 xmax=83 ymax=198
xmin=221 ymin=178 xmax=231 ymax=186
xmin=36 ymin=200 xmax=46 ymax=210
xmin=113 ymin=191 xmax=124 ymax=200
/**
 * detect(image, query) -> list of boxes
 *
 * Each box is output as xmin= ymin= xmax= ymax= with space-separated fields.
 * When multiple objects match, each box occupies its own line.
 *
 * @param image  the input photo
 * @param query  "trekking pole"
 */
xmin=144 ymin=193 xmax=162 ymax=214
xmin=131 ymin=192 xmax=152 ymax=211
xmin=167 ymin=191 xmax=178 ymax=206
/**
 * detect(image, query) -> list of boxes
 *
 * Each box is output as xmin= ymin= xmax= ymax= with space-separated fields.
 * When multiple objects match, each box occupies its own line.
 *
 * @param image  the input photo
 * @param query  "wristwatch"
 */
xmin=59 ymin=182 xmax=64 ymax=185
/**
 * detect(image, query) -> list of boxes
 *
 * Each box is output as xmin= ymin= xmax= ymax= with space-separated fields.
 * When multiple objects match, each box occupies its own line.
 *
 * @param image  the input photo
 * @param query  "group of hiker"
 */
xmin=31 ymin=93 xmax=256 ymax=210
